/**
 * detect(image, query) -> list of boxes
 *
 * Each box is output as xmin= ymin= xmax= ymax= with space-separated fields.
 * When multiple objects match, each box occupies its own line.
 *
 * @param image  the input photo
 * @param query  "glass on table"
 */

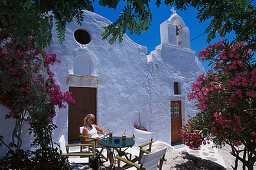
xmin=108 ymin=131 xmax=113 ymax=138
xmin=122 ymin=134 xmax=126 ymax=143
xmin=108 ymin=131 xmax=113 ymax=144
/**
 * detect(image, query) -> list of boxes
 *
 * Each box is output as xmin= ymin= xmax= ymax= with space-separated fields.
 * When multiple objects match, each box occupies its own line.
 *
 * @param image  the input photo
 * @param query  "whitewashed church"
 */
xmin=0 ymin=9 xmax=204 ymax=156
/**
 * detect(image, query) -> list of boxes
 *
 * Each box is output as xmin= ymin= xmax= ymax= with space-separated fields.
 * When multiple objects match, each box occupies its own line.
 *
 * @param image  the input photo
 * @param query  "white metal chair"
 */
xmin=59 ymin=135 xmax=95 ymax=164
xmin=124 ymin=128 xmax=154 ymax=163
xmin=116 ymin=147 xmax=167 ymax=170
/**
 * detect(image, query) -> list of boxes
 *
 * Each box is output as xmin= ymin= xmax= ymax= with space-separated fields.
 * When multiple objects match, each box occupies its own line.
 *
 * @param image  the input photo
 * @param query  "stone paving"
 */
xmin=73 ymin=141 xmax=256 ymax=169
xmin=152 ymin=141 xmax=256 ymax=170
xmin=173 ymin=141 xmax=226 ymax=167
xmin=151 ymin=141 xmax=228 ymax=169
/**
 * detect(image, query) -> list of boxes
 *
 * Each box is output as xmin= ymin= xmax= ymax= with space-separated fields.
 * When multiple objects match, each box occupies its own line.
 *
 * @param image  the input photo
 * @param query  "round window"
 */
xmin=74 ymin=28 xmax=91 ymax=45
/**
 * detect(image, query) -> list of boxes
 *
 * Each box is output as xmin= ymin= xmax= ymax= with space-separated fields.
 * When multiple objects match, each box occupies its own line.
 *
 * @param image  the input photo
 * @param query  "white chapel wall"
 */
xmin=73 ymin=53 xmax=94 ymax=75
xmin=47 ymin=10 xmax=151 ymax=144
xmin=0 ymin=9 xmax=205 ymax=151
xmin=148 ymin=10 xmax=205 ymax=143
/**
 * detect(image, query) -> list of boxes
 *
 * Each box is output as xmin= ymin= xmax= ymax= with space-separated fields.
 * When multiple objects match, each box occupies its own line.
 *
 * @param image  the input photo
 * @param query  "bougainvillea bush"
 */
xmin=0 ymin=35 xmax=75 ymax=168
xmin=184 ymin=40 xmax=256 ymax=169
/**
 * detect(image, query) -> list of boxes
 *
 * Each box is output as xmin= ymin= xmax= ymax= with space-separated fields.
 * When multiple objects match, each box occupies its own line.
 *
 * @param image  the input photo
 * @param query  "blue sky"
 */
xmin=92 ymin=1 xmax=255 ymax=71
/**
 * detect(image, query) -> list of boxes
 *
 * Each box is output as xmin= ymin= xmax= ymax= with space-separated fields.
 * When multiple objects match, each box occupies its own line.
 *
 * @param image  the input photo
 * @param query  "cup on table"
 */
xmin=108 ymin=131 xmax=112 ymax=143
xmin=108 ymin=131 xmax=112 ymax=138
xmin=122 ymin=134 xmax=126 ymax=143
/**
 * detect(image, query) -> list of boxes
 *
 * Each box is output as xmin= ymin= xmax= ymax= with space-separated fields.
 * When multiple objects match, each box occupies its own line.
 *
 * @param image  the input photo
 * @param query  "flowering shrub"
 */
xmin=0 ymin=35 xmax=75 ymax=168
xmin=179 ymin=119 xmax=202 ymax=149
xmin=188 ymin=40 xmax=256 ymax=169
xmin=0 ymin=38 xmax=75 ymax=120
xmin=134 ymin=123 xmax=148 ymax=131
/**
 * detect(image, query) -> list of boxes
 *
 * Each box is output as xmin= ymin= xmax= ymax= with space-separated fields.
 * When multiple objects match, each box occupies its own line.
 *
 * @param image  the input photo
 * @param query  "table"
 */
xmin=99 ymin=137 xmax=135 ymax=149
xmin=99 ymin=136 xmax=135 ymax=167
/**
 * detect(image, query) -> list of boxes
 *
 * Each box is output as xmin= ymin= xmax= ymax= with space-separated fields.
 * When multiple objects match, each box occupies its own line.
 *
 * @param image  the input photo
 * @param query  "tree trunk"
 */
xmin=11 ymin=114 xmax=24 ymax=149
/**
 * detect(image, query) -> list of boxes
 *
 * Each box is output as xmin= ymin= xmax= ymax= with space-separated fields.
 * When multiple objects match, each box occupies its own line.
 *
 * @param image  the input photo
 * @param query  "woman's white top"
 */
xmin=87 ymin=124 xmax=100 ymax=138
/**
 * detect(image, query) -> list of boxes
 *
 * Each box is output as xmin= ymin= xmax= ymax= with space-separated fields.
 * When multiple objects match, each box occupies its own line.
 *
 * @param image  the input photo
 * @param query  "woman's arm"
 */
xmin=82 ymin=127 xmax=94 ymax=143
xmin=94 ymin=124 xmax=105 ymax=134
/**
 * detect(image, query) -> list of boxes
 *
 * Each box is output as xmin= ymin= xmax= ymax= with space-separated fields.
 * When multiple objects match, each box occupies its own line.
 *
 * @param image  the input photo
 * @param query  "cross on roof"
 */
xmin=171 ymin=7 xmax=176 ymax=14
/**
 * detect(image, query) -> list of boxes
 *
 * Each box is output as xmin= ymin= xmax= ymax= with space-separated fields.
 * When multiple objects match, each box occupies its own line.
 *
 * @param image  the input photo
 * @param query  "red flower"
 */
xmin=203 ymin=140 xmax=206 ymax=145
xmin=251 ymin=132 xmax=256 ymax=137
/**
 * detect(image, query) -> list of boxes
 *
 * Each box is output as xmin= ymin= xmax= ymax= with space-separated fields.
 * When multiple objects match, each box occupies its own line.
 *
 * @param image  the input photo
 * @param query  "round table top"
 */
xmin=99 ymin=136 xmax=135 ymax=148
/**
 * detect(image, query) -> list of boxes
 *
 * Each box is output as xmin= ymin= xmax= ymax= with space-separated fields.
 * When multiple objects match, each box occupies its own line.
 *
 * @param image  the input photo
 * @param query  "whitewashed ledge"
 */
xmin=66 ymin=74 xmax=102 ymax=88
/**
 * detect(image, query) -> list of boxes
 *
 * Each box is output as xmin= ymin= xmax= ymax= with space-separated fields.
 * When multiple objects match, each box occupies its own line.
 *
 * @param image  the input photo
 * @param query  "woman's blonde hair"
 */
xmin=84 ymin=114 xmax=95 ymax=127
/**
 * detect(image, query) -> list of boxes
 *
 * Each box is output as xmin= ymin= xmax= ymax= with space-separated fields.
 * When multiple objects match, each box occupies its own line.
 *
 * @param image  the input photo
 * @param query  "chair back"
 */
xmin=80 ymin=126 xmax=83 ymax=134
xmin=133 ymin=128 xmax=153 ymax=148
xmin=140 ymin=147 xmax=167 ymax=170
xmin=59 ymin=135 xmax=66 ymax=154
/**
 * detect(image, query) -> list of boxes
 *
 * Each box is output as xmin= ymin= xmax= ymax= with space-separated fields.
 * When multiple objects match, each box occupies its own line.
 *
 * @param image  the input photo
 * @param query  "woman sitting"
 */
xmin=82 ymin=113 xmax=115 ymax=169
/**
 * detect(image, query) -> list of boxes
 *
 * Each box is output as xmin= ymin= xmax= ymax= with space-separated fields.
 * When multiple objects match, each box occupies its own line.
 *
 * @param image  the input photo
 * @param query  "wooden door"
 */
xmin=171 ymin=100 xmax=182 ymax=143
xmin=68 ymin=87 xmax=97 ymax=143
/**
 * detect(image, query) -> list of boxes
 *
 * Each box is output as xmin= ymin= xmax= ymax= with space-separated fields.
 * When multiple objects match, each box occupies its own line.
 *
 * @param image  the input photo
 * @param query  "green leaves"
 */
xmin=0 ymin=1 xmax=97 ymax=50
xmin=101 ymin=0 xmax=152 ymax=44
xmin=99 ymin=0 xmax=120 ymax=9
xmin=3 ymin=0 xmax=254 ymax=48
xmin=100 ymin=0 xmax=256 ymax=46
xmin=160 ymin=0 xmax=256 ymax=47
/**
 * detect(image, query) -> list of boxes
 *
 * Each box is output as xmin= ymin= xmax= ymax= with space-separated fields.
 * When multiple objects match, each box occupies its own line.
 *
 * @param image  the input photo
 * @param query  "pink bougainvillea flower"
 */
xmin=203 ymin=140 xmax=206 ymax=145
xmin=233 ymin=141 xmax=242 ymax=147
xmin=251 ymin=132 xmax=256 ymax=137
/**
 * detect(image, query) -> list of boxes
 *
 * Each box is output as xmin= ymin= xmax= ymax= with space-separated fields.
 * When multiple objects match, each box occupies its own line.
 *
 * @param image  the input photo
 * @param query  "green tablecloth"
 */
xmin=99 ymin=137 xmax=135 ymax=148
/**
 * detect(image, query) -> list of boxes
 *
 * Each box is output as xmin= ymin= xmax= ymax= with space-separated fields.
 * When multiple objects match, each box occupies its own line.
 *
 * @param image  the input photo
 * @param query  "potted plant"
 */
xmin=134 ymin=123 xmax=148 ymax=131
xmin=134 ymin=112 xmax=148 ymax=131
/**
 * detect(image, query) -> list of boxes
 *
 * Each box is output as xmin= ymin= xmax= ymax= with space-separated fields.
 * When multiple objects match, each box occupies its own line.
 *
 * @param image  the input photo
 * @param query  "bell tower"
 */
xmin=160 ymin=7 xmax=190 ymax=49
